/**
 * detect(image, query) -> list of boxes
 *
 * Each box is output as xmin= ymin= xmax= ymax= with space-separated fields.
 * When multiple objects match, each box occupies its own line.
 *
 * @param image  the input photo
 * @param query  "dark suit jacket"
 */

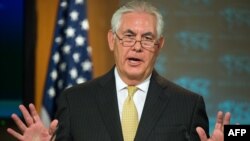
xmin=55 ymin=68 xmax=209 ymax=141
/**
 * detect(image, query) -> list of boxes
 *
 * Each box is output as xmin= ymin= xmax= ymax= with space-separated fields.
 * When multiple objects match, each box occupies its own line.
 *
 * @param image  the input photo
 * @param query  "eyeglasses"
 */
xmin=114 ymin=32 xmax=159 ymax=49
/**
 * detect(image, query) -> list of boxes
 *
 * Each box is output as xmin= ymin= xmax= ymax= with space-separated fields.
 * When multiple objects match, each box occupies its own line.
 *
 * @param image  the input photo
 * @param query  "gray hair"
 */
xmin=111 ymin=1 xmax=164 ymax=39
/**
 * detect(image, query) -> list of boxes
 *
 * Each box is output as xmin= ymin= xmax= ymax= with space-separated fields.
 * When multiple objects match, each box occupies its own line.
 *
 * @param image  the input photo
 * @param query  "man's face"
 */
xmin=108 ymin=12 xmax=164 ymax=85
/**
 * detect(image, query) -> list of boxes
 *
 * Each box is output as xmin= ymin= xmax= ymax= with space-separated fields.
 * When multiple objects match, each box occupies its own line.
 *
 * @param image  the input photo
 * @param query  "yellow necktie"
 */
xmin=122 ymin=86 xmax=138 ymax=141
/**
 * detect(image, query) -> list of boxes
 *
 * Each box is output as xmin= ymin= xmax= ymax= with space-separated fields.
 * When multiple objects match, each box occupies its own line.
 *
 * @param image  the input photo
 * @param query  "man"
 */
xmin=7 ymin=1 xmax=231 ymax=141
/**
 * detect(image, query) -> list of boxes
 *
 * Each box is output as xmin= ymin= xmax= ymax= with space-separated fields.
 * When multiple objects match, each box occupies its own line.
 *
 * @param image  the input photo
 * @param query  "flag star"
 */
xmin=81 ymin=60 xmax=92 ymax=71
xmin=58 ymin=79 xmax=64 ymax=89
xmin=53 ymin=52 xmax=60 ymax=64
xmin=70 ymin=67 xmax=78 ymax=79
xmin=76 ymin=77 xmax=86 ymax=84
xmin=50 ymin=69 xmax=58 ymax=81
xmin=48 ymin=87 xmax=56 ymax=98
xmin=58 ymin=19 xmax=65 ymax=26
xmin=60 ymin=62 xmax=67 ymax=71
xmin=75 ymin=0 xmax=84 ymax=4
xmin=80 ymin=19 xmax=89 ymax=30
xmin=75 ymin=35 xmax=85 ymax=46
xmin=62 ymin=44 xmax=71 ymax=54
xmin=70 ymin=10 xmax=79 ymax=21
xmin=65 ymin=26 xmax=75 ymax=38
xmin=73 ymin=53 xmax=81 ymax=63
xmin=55 ymin=36 xmax=63 ymax=44
xmin=60 ymin=1 xmax=67 ymax=8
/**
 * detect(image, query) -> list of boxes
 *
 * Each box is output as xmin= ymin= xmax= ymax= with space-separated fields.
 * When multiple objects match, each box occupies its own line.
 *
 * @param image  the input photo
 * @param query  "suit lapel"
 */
xmin=135 ymin=71 xmax=170 ymax=141
xmin=95 ymin=68 xmax=123 ymax=141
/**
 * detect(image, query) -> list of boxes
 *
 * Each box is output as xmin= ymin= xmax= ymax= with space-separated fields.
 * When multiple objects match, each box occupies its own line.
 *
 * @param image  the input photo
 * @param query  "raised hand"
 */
xmin=7 ymin=103 xmax=58 ymax=141
xmin=196 ymin=111 xmax=231 ymax=141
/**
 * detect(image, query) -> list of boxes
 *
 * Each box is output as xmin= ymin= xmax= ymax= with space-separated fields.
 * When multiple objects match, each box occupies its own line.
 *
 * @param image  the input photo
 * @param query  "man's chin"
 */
xmin=126 ymin=72 xmax=144 ymax=80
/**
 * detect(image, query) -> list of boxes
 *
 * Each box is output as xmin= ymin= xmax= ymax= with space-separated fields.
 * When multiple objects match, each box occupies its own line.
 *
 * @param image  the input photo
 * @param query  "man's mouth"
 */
xmin=127 ymin=57 xmax=142 ymax=65
xmin=128 ymin=57 xmax=141 ymax=61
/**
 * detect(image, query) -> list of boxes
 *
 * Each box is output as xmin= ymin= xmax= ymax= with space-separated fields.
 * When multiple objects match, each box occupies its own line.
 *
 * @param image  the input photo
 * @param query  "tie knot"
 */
xmin=127 ymin=86 xmax=138 ymax=98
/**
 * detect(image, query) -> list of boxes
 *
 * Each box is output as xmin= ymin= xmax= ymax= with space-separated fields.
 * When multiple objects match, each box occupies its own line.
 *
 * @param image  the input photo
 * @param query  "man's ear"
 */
xmin=107 ymin=30 xmax=115 ymax=51
xmin=158 ymin=36 xmax=165 ymax=49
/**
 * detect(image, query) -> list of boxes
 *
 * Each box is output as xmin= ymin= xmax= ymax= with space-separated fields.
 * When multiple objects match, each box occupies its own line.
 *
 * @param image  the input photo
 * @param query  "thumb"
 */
xmin=196 ymin=127 xmax=208 ymax=141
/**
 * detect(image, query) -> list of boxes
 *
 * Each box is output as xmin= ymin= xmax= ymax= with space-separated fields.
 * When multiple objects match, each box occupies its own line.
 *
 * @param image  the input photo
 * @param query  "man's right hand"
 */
xmin=7 ymin=103 xmax=58 ymax=141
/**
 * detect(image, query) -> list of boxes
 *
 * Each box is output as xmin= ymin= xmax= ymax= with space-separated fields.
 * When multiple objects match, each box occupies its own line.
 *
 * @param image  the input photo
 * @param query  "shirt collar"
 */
xmin=114 ymin=67 xmax=151 ymax=92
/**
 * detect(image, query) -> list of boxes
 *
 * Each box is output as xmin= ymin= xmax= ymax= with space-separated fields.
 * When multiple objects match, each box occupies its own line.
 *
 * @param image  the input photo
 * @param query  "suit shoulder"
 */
xmin=153 ymin=72 xmax=202 ymax=99
xmin=61 ymin=71 xmax=112 ymax=96
xmin=168 ymin=79 xmax=200 ymax=97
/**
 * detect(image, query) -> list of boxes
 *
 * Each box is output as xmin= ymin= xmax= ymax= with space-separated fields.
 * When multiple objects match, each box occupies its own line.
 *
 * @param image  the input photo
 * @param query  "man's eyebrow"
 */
xmin=142 ymin=32 xmax=154 ymax=37
xmin=122 ymin=29 xmax=135 ymax=34
xmin=122 ymin=30 xmax=155 ymax=37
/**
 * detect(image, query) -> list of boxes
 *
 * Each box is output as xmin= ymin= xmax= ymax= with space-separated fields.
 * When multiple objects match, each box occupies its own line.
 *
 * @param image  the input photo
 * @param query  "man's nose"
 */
xmin=133 ymin=40 xmax=142 ymax=52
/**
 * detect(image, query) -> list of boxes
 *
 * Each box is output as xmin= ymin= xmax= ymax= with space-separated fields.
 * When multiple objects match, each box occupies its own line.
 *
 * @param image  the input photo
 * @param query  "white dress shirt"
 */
xmin=114 ymin=67 xmax=151 ymax=121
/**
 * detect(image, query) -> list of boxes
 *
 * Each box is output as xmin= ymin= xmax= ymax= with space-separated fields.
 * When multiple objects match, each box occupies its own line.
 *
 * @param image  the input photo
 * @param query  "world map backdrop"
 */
xmin=121 ymin=0 xmax=250 ymax=133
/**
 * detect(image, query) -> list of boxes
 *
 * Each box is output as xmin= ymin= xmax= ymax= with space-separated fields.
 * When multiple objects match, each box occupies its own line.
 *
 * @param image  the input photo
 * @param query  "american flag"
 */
xmin=41 ymin=0 xmax=92 ymax=126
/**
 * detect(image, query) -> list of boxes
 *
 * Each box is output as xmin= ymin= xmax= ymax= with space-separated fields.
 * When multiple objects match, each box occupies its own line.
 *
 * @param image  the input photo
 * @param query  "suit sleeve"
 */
xmin=54 ymin=90 xmax=72 ymax=141
xmin=189 ymin=96 xmax=209 ymax=141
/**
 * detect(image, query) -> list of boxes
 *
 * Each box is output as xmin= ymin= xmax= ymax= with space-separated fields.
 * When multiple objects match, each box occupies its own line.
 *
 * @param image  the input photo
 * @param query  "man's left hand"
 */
xmin=196 ymin=111 xmax=231 ymax=141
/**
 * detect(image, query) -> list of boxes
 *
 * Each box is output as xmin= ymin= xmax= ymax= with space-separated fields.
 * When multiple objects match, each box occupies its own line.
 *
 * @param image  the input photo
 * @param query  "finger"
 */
xmin=215 ymin=111 xmax=224 ymax=130
xmin=19 ymin=104 xmax=34 ymax=126
xmin=222 ymin=112 xmax=231 ymax=132
xmin=7 ymin=128 xmax=23 ymax=140
xmin=29 ymin=103 xmax=41 ymax=123
xmin=49 ymin=119 xmax=59 ymax=135
xmin=223 ymin=112 xmax=231 ymax=125
xmin=196 ymin=127 xmax=208 ymax=141
xmin=11 ymin=113 xmax=27 ymax=132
